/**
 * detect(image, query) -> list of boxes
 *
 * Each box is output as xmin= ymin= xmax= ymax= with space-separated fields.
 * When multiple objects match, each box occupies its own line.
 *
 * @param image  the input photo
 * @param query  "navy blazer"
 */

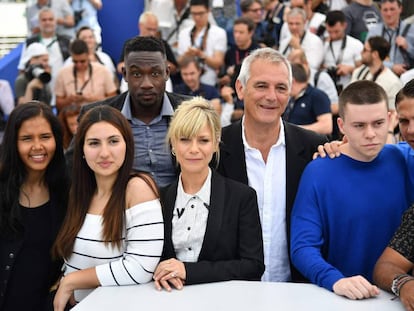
xmin=161 ymin=170 xmax=265 ymax=285
xmin=217 ymin=120 xmax=328 ymax=282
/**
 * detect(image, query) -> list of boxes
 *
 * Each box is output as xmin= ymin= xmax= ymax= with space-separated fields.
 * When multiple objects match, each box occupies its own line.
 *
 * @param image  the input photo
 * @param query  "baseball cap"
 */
xmin=22 ymin=42 xmax=49 ymax=64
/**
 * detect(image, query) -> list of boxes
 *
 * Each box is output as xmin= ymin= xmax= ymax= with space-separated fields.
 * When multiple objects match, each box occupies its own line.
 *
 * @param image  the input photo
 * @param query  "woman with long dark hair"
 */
xmin=53 ymin=105 xmax=163 ymax=310
xmin=0 ymin=101 xmax=69 ymax=310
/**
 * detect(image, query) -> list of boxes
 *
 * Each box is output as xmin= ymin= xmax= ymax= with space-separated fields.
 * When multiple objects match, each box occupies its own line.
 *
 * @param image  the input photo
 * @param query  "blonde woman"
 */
xmin=153 ymin=97 xmax=264 ymax=291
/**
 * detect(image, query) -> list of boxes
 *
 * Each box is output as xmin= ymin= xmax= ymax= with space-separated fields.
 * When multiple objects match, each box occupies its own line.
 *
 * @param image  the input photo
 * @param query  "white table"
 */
xmin=72 ymin=280 xmax=405 ymax=311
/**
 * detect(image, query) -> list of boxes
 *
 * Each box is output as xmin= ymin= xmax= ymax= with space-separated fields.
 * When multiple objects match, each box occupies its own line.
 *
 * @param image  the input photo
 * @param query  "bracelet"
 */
xmin=391 ymin=274 xmax=414 ymax=296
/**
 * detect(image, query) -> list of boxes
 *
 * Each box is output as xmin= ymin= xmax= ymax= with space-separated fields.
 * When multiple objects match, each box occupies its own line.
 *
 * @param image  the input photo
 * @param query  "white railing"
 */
xmin=0 ymin=1 xmax=27 ymax=58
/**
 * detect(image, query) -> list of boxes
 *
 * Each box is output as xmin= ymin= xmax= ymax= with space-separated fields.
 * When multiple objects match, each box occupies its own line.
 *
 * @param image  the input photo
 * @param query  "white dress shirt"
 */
xmin=172 ymin=169 xmax=211 ymax=262
xmin=242 ymin=118 xmax=291 ymax=282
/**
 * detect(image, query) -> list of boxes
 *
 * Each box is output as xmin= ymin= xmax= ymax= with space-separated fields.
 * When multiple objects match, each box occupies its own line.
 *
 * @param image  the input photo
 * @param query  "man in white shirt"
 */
xmin=217 ymin=47 xmax=327 ymax=282
xmin=280 ymin=0 xmax=326 ymax=41
xmin=352 ymin=36 xmax=402 ymax=112
xmin=177 ymin=0 xmax=227 ymax=86
xmin=279 ymin=8 xmax=324 ymax=70
xmin=323 ymin=10 xmax=364 ymax=92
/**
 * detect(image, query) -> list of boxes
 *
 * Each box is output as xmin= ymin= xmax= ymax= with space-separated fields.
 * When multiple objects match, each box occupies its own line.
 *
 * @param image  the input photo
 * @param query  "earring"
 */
xmin=82 ymin=155 xmax=85 ymax=159
xmin=171 ymin=148 xmax=176 ymax=156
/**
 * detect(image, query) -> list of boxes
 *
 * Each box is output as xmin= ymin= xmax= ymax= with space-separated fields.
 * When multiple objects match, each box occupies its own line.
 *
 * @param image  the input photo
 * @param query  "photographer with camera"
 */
xmin=70 ymin=0 xmax=103 ymax=45
xmin=15 ymin=43 xmax=53 ymax=106
xmin=54 ymin=39 xmax=117 ymax=112
xmin=322 ymin=11 xmax=364 ymax=94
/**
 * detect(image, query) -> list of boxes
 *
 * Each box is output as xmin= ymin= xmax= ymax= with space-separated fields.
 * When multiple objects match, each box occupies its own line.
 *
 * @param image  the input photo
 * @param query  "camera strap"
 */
xmin=382 ymin=21 xmax=401 ymax=62
xmin=190 ymin=23 xmax=210 ymax=51
xmin=329 ymin=35 xmax=347 ymax=65
xmin=73 ymin=63 xmax=92 ymax=94
xmin=282 ymin=32 xmax=306 ymax=56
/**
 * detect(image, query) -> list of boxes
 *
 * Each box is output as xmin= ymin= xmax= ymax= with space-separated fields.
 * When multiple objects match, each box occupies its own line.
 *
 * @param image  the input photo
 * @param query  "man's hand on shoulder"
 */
xmin=312 ymin=139 xmax=346 ymax=160
xmin=333 ymin=275 xmax=380 ymax=299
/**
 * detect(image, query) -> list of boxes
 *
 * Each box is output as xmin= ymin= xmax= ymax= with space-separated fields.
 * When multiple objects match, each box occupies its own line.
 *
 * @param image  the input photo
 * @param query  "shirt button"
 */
xmin=8 ymin=253 xmax=14 ymax=259
xmin=149 ymin=149 xmax=152 ymax=152
xmin=188 ymin=247 xmax=192 ymax=251
xmin=187 ymin=227 xmax=191 ymax=231
xmin=191 ymin=205 xmax=194 ymax=209
xmin=5 ymin=266 xmax=10 ymax=271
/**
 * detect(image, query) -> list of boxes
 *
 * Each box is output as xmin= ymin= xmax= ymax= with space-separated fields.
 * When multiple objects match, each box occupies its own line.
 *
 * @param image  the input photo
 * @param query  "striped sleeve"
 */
xmin=96 ymin=199 xmax=164 ymax=286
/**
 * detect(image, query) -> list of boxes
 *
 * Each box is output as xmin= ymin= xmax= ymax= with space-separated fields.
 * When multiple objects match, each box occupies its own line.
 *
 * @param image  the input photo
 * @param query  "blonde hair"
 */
xmin=167 ymin=97 xmax=221 ymax=161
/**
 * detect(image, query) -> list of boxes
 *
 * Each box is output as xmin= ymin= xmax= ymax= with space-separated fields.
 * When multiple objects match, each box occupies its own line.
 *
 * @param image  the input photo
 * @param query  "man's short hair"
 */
xmin=234 ymin=16 xmax=256 ymax=32
xmin=291 ymin=63 xmax=308 ymax=83
xmin=38 ymin=7 xmax=55 ymax=19
xmin=123 ymin=36 xmax=166 ymax=61
xmin=179 ymin=55 xmax=201 ymax=71
xmin=396 ymin=79 xmax=414 ymax=108
xmin=367 ymin=36 xmax=391 ymax=61
xmin=139 ymin=11 xmax=158 ymax=25
xmin=380 ymin=0 xmax=402 ymax=7
xmin=190 ymin=0 xmax=209 ymax=8
xmin=325 ymin=10 xmax=346 ymax=27
xmin=339 ymin=80 xmax=388 ymax=118
xmin=238 ymin=47 xmax=292 ymax=89
xmin=287 ymin=8 xmax=307 ymax=21
xmin=70 ymin=39 xmax=88 ymax=55
xmin=240 ymin=0 xmax=263 ymax=13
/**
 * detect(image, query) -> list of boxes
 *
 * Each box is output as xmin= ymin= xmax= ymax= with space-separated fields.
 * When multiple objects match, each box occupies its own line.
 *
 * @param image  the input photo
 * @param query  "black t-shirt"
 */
xmin=1 ymin=202 xmax=54 ymax=311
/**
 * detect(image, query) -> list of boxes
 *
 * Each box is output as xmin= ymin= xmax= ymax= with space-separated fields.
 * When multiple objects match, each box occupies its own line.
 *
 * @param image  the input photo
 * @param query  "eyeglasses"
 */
xmin=73 ymin=59 xmax=88 ymax=64
xmin=248 ymin=8 xmax=263 ymax=13
xmin=191 ymin=11 xmax=208 ymax=17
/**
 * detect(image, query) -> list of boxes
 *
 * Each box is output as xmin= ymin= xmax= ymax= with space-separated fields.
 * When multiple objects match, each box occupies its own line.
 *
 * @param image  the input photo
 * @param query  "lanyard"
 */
xmin=190 ymin=23 xmax=210 ymax=50
xmin=73 ymin=63 xmax=92 ymax=94
xmin=282 ymin=32 xmax=306 ymax=55
xmin=381 ymin=21 xmax=401 ymax=61
xmin=329 ymin=36 xmax=347 ymax=65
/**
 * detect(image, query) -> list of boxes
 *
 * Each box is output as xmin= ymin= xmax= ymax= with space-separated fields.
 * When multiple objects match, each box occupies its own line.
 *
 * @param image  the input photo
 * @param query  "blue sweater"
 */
xmin=291 ymin=144 xmax=410 ymax=291
xmin=398 ymin=142 xmax=414 ymax=204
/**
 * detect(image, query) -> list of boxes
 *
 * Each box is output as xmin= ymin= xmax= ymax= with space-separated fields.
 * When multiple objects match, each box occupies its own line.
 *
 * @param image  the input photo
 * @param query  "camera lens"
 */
xmin=32 ymin=66 xmax=51 ymax=84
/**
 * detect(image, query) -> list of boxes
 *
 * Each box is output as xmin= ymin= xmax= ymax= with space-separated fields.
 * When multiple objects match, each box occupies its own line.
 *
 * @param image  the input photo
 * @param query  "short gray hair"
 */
xmin=237 ymin=47 xmax=292 ymax=89
xmin=287 ymin=7 xmax=307 ymax=21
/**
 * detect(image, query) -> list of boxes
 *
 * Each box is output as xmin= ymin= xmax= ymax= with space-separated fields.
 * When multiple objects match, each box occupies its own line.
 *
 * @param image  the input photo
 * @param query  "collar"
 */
xmin=177 ymin=168 xmax=212 ymax=207
xmin=241 ymin=116 xmax=286 ymax=150
xmin=295 ymin=84 xmax=310 ymax=100
xmin=121 ymin=92 xmax=174 ymax=121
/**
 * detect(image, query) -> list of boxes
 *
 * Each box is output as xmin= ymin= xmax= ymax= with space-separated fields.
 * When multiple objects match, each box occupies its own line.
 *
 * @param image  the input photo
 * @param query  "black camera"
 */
xmin=326 ymin=66 xmax=339 ymax=83
xmin=74 ymin=10 xmax=84 ymax=26
xmin=25 ymin=64 xmax=51 ymax=84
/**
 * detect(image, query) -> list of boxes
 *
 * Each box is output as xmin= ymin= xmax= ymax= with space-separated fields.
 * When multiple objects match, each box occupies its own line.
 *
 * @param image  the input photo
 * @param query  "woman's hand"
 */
xmin=53 ymin=276 xmax=74 ymax=311
xmin=153 ymin=258 xmax=186 ymax=291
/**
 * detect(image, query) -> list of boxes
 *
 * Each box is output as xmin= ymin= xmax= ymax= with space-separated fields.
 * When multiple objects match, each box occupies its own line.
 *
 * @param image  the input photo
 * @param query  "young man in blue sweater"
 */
xmin=290 ymin=80 xmax=410 ymax=300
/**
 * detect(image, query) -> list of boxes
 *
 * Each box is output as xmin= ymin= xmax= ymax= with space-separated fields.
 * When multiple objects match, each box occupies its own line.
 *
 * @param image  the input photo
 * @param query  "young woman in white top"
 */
xmin=53 ymin=105 xmax=164 ymax=310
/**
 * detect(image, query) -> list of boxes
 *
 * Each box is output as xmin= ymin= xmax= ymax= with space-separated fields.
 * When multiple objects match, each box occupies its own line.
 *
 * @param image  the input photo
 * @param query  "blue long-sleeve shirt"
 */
xmin=290 ymin=145 xmax=410 ymax=291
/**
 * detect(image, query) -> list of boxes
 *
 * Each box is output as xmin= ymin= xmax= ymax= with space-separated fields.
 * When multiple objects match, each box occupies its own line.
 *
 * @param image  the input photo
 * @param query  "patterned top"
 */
xmin=389 ymin=204 xmax=414 ymax=263
xmin=64 ymin=199 xmax=164 ymax=302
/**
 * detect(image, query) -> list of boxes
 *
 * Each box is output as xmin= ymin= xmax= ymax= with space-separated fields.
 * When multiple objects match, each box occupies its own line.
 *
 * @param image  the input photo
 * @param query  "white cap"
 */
xmin=22 ymin=42 xmax=49 ymax=65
